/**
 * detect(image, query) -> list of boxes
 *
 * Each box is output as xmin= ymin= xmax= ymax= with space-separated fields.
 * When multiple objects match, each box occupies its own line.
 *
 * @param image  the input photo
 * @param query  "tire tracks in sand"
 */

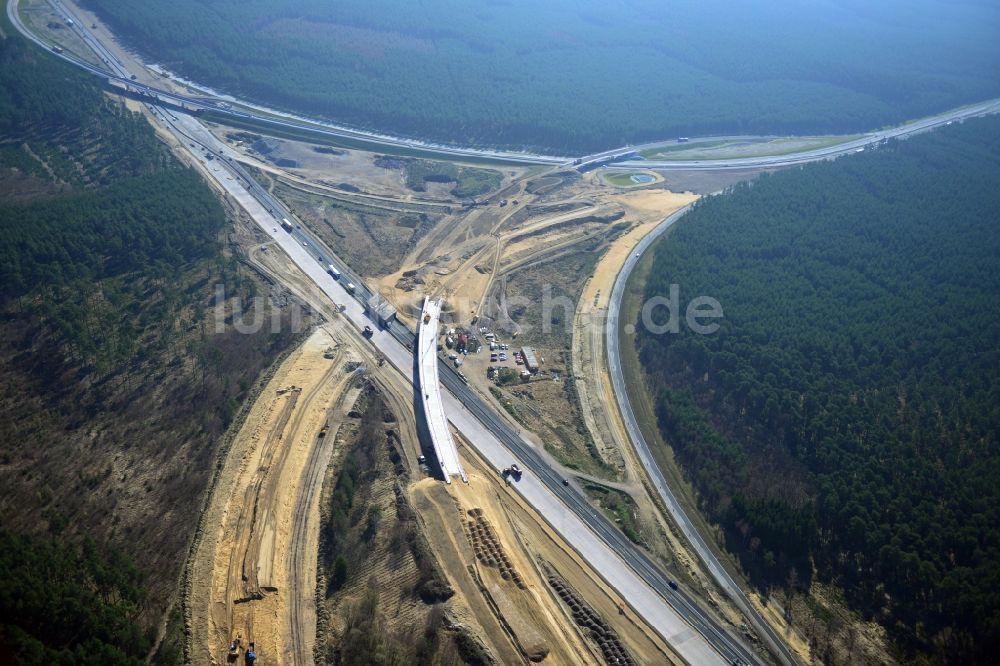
xmin=189 ymin=326 xmax=361 ymax=664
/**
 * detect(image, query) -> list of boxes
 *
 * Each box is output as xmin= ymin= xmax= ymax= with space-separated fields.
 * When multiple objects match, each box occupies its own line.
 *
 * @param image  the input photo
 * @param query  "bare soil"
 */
xmin=417 ymin=443 xmax=687 ymax=665
xmin=188 ymin=326 xmax=359 ymax=665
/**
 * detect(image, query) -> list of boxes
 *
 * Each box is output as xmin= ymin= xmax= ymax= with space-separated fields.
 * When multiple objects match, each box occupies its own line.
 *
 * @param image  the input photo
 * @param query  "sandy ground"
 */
xmin=55 ymin=3 xmax=854 ymax=659
xmin=411 ymin=440 xmax=686 ymax=666
xmin=571 ymin=187 xmax=696 ymax=470
xmin=747 ymin=590 xmax=813 ymax=661
xmin=187 ymin=325 xmax=361 ymax=665
xmin=567 ymin=189 xmax=758 ymax=595
xmin=372 ymin=179 xmax=696 ymax=336
xmin=577 ymin=189 xmax=697 ymax=312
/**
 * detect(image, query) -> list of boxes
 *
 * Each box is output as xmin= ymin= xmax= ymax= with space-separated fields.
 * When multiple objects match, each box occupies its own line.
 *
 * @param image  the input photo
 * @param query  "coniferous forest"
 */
xmin=81 ymin=0 xmax=1000 ymax=152
xmin=0 ymin=13 xmax=302 ymax=664
xmin=637 ymin=116 xmax=1000 ymax=662
xmin=3 ymin=1 xmax=999 ymax=663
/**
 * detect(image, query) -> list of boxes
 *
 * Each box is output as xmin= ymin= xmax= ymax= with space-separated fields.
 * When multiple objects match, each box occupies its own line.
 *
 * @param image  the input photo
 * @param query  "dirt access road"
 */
xmin=569 ymin=187 xmax=741 ymax=594
xmin=572 ymin=185 xmax=814 ymax=660
xmin=411 ymin=439 xmax=685 ymax=665
xmin=188 ymin=325 xmax=362 ymax=665
xmin=572 ymin=187 xmax=698 ymax=478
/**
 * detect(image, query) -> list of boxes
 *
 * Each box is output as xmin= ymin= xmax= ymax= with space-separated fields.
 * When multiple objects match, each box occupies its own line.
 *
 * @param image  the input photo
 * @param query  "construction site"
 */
xmin=183 ymin=316 xmax=690 ymax=664
xmin=50 ymin=11 xmax=806 ymax=653
xmin=13 ymin=1 xmax=994 ymax=664
xmin=168 ymin=111 xmax=804 ymax=663
xmin=168 ymin=108 xmax=809 ymax=664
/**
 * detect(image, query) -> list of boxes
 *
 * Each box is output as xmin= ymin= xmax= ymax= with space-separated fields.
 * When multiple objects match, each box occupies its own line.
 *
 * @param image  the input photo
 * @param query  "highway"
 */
xmin=22 ymin=11 xmax=755 ymax=656
xmin=618 ymin=98 xmax=1000 ymax=171
xmin=10 ymin=0 xmax=566 ymax=166
xmin=160 ymin=104 xmax=771 ymax=665
xmin=430 ymin=340 xmax=762 ymax=665
xmin=605 ymin=206 xmax=802 ymax=665
xmin=10 ymin=0 xmax=1000 ymax=174
xmin=3 ymin=4 xmax=790 ymax=663
xmin=160 ymin=114 xmax=748 ymax=665
xmin=15 ymin=4 xmax=1000 ymax=664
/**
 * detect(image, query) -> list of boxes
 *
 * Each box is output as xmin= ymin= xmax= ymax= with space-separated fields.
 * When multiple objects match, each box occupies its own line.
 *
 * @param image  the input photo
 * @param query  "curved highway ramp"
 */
xmin=418 ymin=297 xmax=468 ymax=483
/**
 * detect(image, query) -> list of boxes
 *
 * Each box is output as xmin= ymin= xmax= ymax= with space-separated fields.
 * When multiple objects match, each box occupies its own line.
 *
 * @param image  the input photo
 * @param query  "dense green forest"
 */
xmin=637 ymin=116 xmax=1000 ymax=662
xmin=0 ymin=531 xmax=150 ymax=665
xmin=0 ymin=12 xmax=303 ymax=663
xmin=81 ymin=0 xmax=1000 ymax=151
xmin=0 ymin=14 xmax=225 ymax=384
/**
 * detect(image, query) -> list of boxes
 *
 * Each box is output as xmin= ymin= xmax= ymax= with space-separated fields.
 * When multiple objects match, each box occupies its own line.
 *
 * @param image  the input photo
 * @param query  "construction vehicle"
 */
xmin=363 ymin=325 xmax=373 ymax=337
xmin=245 ymin=642 xmax=256 ymax=664
xmin=227 ymin=637 xmax=240 ymax=662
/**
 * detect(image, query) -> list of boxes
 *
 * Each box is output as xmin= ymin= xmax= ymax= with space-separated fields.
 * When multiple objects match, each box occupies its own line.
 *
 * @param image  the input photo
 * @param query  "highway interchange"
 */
xmin=11 ymin=1 xmax=1000 ymax=172
xmin=13 ymin=5 xmax=754 ymax=659
xmin=164 ymin=116 xmax=745 ymax=665
xmin=11 ymin=1 xmax=1000 ymax=664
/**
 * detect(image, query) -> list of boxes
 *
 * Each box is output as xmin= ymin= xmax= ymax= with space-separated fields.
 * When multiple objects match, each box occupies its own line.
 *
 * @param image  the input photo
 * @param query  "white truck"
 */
xmin=327 ymin=264 xmax=341 ymax=279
